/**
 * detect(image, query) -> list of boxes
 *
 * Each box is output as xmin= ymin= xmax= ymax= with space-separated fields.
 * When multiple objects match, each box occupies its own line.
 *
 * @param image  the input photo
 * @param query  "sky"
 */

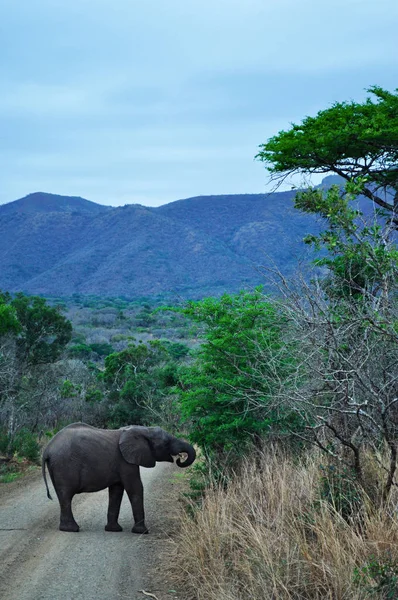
xmin=1 ymin=0 xmax=397 ymax=207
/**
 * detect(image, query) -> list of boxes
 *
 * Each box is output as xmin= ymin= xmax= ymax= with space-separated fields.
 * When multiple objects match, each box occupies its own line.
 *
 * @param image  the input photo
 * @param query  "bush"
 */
xmin=0 ymin=462 xmax=20 ymax=483
xmin=0 ymin=430 xmax=9 ymax=455
xmin=354 ymin=554 xmax=398 ymax=598
xmin=89 ymin=342 xmax=114 ymax=357
xmin=0 ymin=428 xmax=40 ymax=462
xmin=68 ymin=343 xmax=91 ymax=359
xmin=12 ymin=428 xmax=40 ymax=462
xmin=177 ymin=290 xmax=302 ymax=464
xmin=318 ymin=464 xmax=363 ymax=522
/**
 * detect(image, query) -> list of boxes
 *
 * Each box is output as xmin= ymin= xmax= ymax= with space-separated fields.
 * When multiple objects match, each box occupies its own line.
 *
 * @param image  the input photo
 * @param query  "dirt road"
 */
xmin=0 ymin=463 xmax=179 ymax=600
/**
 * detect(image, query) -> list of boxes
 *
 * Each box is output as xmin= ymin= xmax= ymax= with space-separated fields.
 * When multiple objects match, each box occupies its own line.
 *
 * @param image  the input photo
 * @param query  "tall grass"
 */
xmin=175 ymin=450 xmax=398 ymax=599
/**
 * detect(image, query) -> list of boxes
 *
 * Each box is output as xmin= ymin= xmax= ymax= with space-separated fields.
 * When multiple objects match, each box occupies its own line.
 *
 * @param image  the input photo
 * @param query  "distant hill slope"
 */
xmin=157 ymin=191 xmax=319 ymax=268
xmin=0 ymin=192 xmax=111 ymax=216
xmin=0 ymin=188 xmax=322 ymax=298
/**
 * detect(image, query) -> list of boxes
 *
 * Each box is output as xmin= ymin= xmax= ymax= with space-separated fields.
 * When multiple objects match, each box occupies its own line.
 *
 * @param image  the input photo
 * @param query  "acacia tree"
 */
xmin=257 ymin=86 xmax=398 ymax=222
xmin=257 ymin=86 xmax=398 ymax=502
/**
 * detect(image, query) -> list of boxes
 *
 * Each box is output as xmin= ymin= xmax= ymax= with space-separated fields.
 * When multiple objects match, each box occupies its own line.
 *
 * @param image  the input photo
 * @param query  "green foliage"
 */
xmin=134 ymin=306 xmax=156 ymax=327
xmin=70 ymin=332 xmax=86 ymax=344
xmin=0 ymin=292 xmax=72 ymax=365
xmin=68 ymin=343 xmax=91 ymax=359
xmin=183 ymin=461 xmax=210 ymax=508
xmin=60 ymin=379 xmax=79 ymax=398
xmin=257 ymin=87 xmax=398 ymax=502
xmin=0 ymin=430 xmax=9 ymax=454
xmin=0 ymin=293 xmax=192 ymax=454
xmin=0 ymin=293 xmax=78 ymax=463
xmin=159 ymin=340 xmax=190 ymax=360
xmin=0 ymin=293 xmax=73 ymax=426
xmin=296 ymin=183 xmax=398 ymax=299
xmin=177 ymin=290 xmax=302 ymax=460
xmin=89 ymin=342 xmax=114 ymax=357
xmin=67 ymin=342 xmax=114 ymax=359
xmin=256 ymin=86 xmax=398 ymax=215
xmin=103 ymin=340 xmax=184 ymax=426
xmin=0 ymin=428 xmax=40 ymax=462
xmin=0 ymin=297 xmax=20 ymax=335
xmin=318 ymin=464 xmax=363 ymax=522
xmin=111 ymin=333 xmax=130 ymax=343
xmin=353 ymin=554 xmax=398 ymax=598
xmin=85 ymin=386 xmax=103 ymax=404
xmin=59 ymin=379 xmax=103 ymax=405
xmin=13 ymin=428 xmax=40 ymax=462
xmin=0 ymin=464 xmax=21 ymax=483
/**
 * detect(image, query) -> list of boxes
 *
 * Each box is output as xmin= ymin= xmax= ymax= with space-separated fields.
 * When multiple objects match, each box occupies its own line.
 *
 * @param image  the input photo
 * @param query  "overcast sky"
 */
xmin=1 ymin=0 xmax=397 ymax=207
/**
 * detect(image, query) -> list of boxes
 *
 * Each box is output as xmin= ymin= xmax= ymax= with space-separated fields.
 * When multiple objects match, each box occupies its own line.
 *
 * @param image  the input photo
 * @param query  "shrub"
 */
xmin=0 ymin=428 xmax=41 ymax=462
xmin=13 ymin=428 xmax=41 ymax=462
xmin=177 ymin=290 xmax=302 ymax=465
xmin=354 ymin=554 xmax=398 ymax=598
xmin=68 ymin=343 xmax=91 ymax=359
xmin=318 ymin=463 xmax=363 ymax=522
xmin=0 ymin=462 xmax=20 ymax=483
xmin=0 ymin=430 xmax=9 ymax=455
xmin=89 ymin=342 xmax=114 ymax=357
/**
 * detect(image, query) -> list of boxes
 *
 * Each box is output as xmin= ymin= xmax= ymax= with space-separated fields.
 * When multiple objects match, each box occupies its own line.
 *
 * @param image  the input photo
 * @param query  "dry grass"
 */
xmin=175 ymin=450 xmax=398 ymax=599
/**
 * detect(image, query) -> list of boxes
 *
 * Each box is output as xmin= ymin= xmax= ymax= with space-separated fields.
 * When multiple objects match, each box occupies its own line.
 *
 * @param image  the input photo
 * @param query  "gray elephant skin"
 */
xmin=42 ymin=422 xmax=196 ymax=533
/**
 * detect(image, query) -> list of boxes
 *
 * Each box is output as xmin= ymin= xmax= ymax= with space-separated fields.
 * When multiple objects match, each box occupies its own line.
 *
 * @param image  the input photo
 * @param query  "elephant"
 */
xmin=42 ymin=422 xmax=196 ymax=534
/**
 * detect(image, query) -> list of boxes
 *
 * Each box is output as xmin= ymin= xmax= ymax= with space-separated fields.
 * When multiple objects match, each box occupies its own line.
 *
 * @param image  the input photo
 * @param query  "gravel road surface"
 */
xmin=0 ymin=463 xmax=178 ymax=600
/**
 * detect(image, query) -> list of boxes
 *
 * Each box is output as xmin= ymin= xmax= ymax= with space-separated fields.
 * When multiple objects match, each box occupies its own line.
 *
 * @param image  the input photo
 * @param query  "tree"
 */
xmin=103 ymin=340 xmax=185 ymax=427
xmin=0 ymin=292 xmax=72 ymax=450
xmin=277 ymin=255 xmax=398 ymax=503
xmin=295 ymin=181 xmax=398 ymax=300
xmin=257 ymin=87 xmax=398 ymax=502
xmin=0 ymin=296 xmax=21 ymax=428
xmin=7 ymin=293 xmax=72 ymax=366
xmin=256 ymin=86 xmax=398 ymax=220
xmin=177 ymin=290 xmax=301 ymax=462
xmin=0 ymin=298 xmax=20 ymax=336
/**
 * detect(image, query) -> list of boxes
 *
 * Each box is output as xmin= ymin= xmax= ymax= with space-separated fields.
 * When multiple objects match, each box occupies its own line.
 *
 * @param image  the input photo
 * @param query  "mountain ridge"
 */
xmin=0 ymin=187 xmax=325 ymax=298
xmin=0 ymin=192 xmax=111 ymax=216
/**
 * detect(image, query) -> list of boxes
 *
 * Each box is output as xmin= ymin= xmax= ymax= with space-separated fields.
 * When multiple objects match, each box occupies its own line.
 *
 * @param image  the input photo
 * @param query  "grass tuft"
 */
xmin=174 ymin=449 xmax=398 ymax=599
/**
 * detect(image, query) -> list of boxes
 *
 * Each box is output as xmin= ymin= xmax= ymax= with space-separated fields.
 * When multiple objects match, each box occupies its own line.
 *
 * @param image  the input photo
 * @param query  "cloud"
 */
xmin=0 ymin=0 xmax=397 ymax=206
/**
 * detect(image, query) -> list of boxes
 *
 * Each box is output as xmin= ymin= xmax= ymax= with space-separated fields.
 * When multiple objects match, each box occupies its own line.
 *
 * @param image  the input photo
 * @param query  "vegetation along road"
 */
xmin=0 ymin=463 xmax=178 ymax=600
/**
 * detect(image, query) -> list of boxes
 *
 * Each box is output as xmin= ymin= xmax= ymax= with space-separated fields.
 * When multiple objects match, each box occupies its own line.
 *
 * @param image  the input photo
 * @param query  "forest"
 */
xmin=1 ymin=86 xmax=398 ymax=599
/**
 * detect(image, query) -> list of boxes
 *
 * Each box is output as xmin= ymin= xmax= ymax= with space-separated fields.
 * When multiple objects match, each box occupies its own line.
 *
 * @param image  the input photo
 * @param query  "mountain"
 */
xmin=0 ymin=189 xmax=321 ymax=298
xmin=157 ymin=191 xmax=318 ymax=268
xmin=0 ymin=192 xmax=111 ymax=216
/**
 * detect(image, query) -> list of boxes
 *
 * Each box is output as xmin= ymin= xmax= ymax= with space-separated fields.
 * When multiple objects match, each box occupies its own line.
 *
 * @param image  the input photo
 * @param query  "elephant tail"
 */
xmin=42 ymin=455 xmax=53 ymax=500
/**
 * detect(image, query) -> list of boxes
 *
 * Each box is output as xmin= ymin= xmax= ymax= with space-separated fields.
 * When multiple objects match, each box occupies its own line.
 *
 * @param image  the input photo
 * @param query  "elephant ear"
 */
xmin=118 ymin=427 xmax=156 ymax=468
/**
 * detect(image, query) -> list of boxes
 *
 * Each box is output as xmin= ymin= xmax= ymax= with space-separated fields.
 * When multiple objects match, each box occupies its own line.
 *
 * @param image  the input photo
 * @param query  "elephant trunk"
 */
xmin=173 ymin=440 xmax=196 ymax=468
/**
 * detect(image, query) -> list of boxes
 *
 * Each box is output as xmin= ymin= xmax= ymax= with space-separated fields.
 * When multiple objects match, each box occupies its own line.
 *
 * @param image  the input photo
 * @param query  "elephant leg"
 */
xmin=56 ymin=489 xmax=79 ymax=532
xmin=105 ymin=483 xmax=124 ymax=532
xmin=124 ymin=476 xmax=148 ymax=534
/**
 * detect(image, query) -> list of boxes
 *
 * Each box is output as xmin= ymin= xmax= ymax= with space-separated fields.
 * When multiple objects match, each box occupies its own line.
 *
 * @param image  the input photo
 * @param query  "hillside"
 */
xmin=0 ymin=192 xmax=111 ymax=216
xmin=158 ymin=190 xmax=319 ymax=268
xmin=0 ymin=189 xmax=321 ymax=298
